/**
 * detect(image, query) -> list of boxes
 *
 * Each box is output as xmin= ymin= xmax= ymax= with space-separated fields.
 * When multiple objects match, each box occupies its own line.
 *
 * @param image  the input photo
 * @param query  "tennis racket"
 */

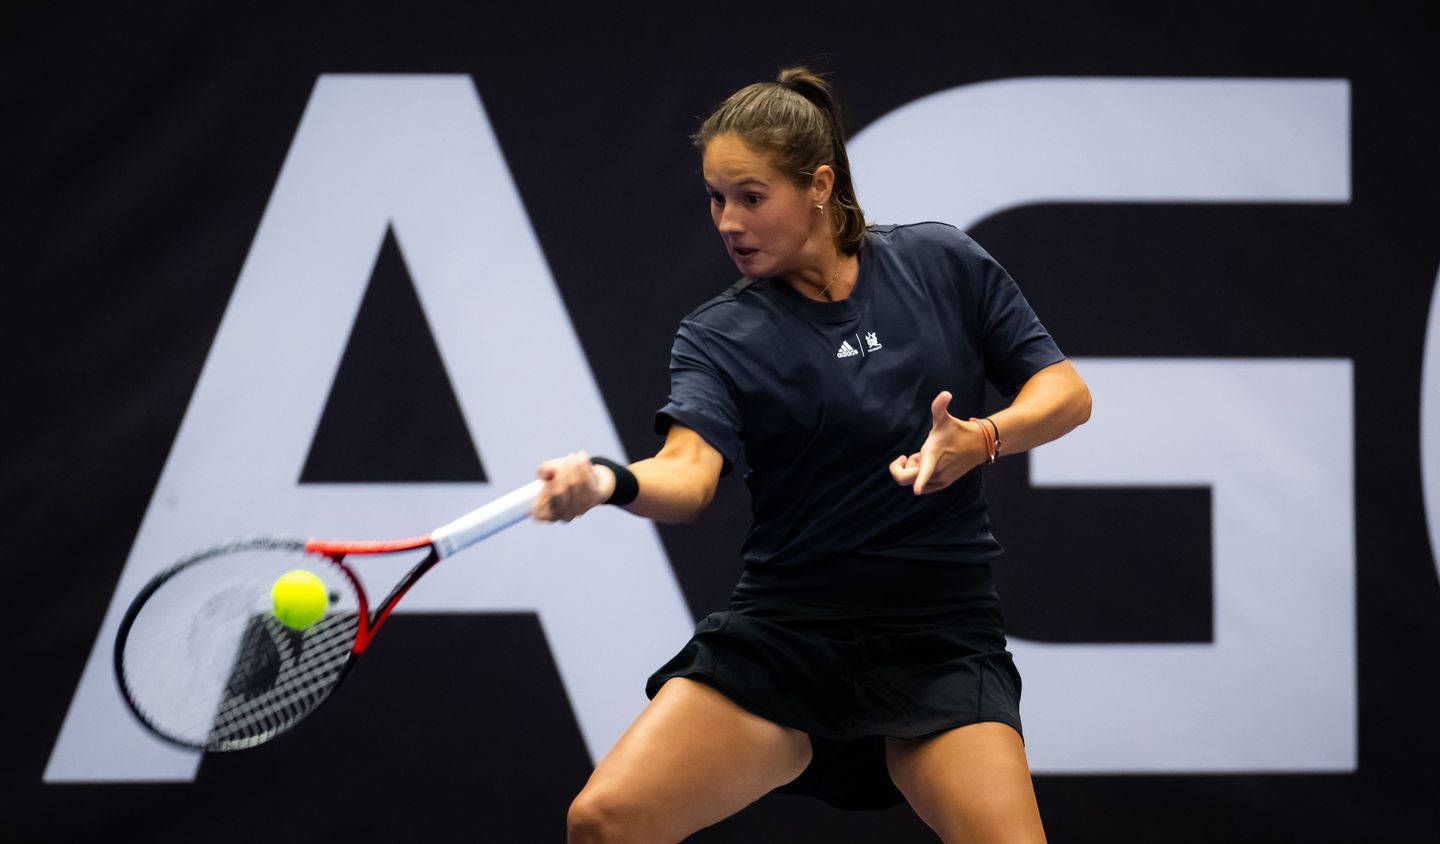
xmin=113 ymin=479 xmax=543 ymax=753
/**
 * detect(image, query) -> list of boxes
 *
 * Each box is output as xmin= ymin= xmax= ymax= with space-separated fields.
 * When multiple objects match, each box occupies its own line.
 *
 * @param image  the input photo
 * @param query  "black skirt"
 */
xmin=644 ymin=553 xmax=1024 ymax=811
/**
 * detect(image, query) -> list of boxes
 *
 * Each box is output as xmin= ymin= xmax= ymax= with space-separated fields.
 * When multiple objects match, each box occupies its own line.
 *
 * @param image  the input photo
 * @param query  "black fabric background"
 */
xmin=5 ymin=2 xmax=1438 ymax=840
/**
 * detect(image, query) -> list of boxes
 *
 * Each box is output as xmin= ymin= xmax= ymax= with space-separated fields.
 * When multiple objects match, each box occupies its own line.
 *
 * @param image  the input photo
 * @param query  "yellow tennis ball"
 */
xmin=272 ymin=570 xmax=329 ymax=631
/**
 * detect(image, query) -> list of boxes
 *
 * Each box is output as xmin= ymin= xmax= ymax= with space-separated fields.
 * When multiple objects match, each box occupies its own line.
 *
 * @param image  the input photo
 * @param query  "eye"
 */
xmin=708 ymin=191 xmax=724 ymax=206
xmin=743 ymin=193 xmax=763 ymax=206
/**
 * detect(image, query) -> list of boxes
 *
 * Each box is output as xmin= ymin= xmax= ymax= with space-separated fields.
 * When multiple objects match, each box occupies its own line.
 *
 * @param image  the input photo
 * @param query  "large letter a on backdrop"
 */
xmin=45 ymin=75 xmax=693 ymax=782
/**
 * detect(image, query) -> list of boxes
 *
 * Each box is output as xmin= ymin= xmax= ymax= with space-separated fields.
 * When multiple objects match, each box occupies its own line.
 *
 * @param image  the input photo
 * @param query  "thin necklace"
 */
xmin=817 ymin=261 xmax=841 ymax=301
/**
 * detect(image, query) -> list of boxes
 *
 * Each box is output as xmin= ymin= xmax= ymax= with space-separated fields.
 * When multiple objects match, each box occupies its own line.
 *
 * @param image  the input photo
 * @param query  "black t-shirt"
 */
xmin=655 ymin=222 xmax=1066 ymax=570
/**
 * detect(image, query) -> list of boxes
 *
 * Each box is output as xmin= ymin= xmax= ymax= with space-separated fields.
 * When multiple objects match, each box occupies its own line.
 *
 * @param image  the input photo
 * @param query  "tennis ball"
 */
xmin=272 ymin=570 xmax=329 ymax=631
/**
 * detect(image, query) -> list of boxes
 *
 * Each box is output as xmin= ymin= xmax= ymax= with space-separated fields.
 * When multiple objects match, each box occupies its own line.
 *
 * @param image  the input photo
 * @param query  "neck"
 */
xmin=783 ymin=249 xmax=857 ymax=303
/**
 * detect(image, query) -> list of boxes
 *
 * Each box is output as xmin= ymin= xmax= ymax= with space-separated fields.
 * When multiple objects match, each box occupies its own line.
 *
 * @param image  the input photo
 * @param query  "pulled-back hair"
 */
xmin=693 ymin=66 xmax=867 ymax=255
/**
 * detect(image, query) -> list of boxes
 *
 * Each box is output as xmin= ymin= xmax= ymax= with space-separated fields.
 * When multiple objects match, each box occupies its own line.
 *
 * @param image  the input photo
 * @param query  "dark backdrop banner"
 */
xmin=6 ymin=2 xmax=1439 ymax=841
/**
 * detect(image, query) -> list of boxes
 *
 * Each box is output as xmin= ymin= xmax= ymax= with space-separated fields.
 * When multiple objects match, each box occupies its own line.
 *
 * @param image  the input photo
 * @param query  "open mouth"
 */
xmin=734 ymin=247 xmax=758 ymax=258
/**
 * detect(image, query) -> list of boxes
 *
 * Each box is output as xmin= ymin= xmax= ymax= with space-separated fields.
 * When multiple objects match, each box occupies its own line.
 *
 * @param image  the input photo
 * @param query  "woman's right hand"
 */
xmin=532 ymin=450 xmax=616 ymax=523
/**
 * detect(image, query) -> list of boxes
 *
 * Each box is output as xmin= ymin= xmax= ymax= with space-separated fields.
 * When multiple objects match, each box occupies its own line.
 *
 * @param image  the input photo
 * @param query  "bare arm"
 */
xmin=618 ymin=424 xmax=724 ymax=523
xmin=985 ymin=358 xmax=1091 ymax=456
xmin=890 ymin=358 xmax=1092 ymax=494
xmin=531 ymin=423 xmax=724 ymax=525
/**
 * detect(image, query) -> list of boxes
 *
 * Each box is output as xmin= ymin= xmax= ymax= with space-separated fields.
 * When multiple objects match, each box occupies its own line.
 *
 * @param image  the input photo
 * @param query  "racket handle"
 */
xmin=430 ymin=479 xmax=543 ymax=559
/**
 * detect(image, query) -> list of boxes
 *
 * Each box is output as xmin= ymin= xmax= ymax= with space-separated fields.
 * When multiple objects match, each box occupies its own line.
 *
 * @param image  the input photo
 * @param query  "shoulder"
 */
xmin=869 ymin=220 xmax=986 ymax=262
xmin=679 ymin=276 xmax=762 ymax=322
xmin=865 ymin=221 xmax=998 ymax=295
xmin=674 ymin=276 xmax=772 ymax=344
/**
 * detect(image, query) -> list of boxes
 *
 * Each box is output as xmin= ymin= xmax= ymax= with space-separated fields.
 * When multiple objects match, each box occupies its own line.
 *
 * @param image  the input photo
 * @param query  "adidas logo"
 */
xmin=836 ymin=340 xmax=860 ymax=358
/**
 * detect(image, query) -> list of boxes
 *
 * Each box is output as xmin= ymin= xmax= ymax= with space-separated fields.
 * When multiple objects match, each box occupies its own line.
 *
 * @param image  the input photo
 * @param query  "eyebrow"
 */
xmin=705 ymin=178 xmax=769 ymax=190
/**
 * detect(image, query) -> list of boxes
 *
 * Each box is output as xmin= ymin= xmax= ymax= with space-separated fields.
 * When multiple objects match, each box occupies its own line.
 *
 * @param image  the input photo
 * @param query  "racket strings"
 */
xmin=204 ymin=612 xmax=358 ymax=750
xmin=115 ymin=542 xmax=363 ymax=751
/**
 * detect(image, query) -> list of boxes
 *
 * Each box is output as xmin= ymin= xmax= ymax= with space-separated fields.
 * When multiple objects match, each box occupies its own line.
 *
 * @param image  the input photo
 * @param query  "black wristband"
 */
xmin=589 ymin=455 xmax=639 ymax=506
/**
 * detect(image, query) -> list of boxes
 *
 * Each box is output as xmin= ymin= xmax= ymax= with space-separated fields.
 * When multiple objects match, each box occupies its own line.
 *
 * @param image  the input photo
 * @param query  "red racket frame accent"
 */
xmin=305 ymin=536 xmax=441 ymax=655
xmin=305 ymin=536 xmax=432 ymax=555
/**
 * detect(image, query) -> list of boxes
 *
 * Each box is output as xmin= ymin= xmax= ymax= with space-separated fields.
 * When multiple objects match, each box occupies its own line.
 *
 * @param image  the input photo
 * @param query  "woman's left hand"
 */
xmin=889 ymin=390 xmax=990 ymax=495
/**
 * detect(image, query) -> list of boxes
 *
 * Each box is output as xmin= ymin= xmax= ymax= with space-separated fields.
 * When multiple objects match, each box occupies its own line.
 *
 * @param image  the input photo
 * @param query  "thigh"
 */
xmin=569 ymin=676 xmax=813 ymax=842
xmin=885 ymin=722 xmax=1046 ymax=844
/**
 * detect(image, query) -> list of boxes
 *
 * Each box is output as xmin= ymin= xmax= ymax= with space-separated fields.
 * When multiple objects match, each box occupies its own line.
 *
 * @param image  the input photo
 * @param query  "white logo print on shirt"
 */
xmin=837 ymin=331 xmax=881 ymax=360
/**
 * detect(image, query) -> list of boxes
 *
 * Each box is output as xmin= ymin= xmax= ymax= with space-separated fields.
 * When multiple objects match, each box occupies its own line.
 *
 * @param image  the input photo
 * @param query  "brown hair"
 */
xmin=693 ymin=66 xmax=867 ymax=255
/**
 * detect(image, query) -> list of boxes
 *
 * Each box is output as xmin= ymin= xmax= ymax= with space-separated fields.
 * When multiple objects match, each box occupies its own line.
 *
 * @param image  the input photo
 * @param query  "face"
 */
xmin=702 ymin=133 xmax=832 ymax=276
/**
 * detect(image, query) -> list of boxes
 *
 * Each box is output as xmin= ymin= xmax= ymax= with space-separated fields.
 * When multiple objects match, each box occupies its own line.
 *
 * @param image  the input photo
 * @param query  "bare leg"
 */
xmin=885 ymin=721 xmax=1046 ymax=844
xmin=567 ymin=676 xmax=813 ymax=843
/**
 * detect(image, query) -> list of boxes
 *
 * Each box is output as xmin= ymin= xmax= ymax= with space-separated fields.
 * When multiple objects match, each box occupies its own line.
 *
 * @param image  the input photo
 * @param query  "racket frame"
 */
xmin=306 ymin=537 xmax=435 ymax=654
xmin=113 ymin=479 xmax=542 ymax=751
xmin=113 ymin=539 xmax=450 ymax=752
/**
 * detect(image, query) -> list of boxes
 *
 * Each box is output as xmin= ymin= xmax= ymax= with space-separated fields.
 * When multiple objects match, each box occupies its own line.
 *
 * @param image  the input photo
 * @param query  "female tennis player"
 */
xmin=537 ymin=66 xmax=1089 ymax=843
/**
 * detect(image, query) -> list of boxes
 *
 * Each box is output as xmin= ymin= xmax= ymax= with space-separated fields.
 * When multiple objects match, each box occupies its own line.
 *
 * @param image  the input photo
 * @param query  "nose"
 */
xmin=716 ymin=203 xmax=744 ymax=236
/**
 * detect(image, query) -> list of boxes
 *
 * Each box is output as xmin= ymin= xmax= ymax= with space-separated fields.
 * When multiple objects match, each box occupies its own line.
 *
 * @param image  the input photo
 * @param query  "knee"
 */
xmin=566 ymin=788 xmax=643 ymax=844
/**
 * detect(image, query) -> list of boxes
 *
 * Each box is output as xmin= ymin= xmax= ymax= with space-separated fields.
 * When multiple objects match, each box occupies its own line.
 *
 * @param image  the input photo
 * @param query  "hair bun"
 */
xmin=776 ymin=66 xmax=823 ymax=94
xmin=775 ymin=66 xmax=839 ymax=122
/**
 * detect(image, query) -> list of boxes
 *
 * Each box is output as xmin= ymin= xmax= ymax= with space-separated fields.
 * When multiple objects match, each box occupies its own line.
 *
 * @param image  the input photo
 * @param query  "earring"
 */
xmin=816 ymin=204 xmax=824 ymax=212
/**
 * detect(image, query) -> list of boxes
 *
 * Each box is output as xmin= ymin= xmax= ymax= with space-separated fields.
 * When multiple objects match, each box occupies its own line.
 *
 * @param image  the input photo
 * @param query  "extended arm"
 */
xmin=533 ymin=424 xmax=724 ymax=525
xmin=614 ymin=424 xmax=724 ymax=523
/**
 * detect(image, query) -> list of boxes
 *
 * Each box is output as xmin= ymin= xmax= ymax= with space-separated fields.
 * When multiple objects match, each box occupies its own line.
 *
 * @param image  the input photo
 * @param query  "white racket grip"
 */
xmin=429 ymin=479 xmax=543 ymax=559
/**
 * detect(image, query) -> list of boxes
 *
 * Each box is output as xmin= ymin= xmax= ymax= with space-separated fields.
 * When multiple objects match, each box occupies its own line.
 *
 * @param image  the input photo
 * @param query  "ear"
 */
xmin=810 ymin=163 xmax=836 ymax=205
